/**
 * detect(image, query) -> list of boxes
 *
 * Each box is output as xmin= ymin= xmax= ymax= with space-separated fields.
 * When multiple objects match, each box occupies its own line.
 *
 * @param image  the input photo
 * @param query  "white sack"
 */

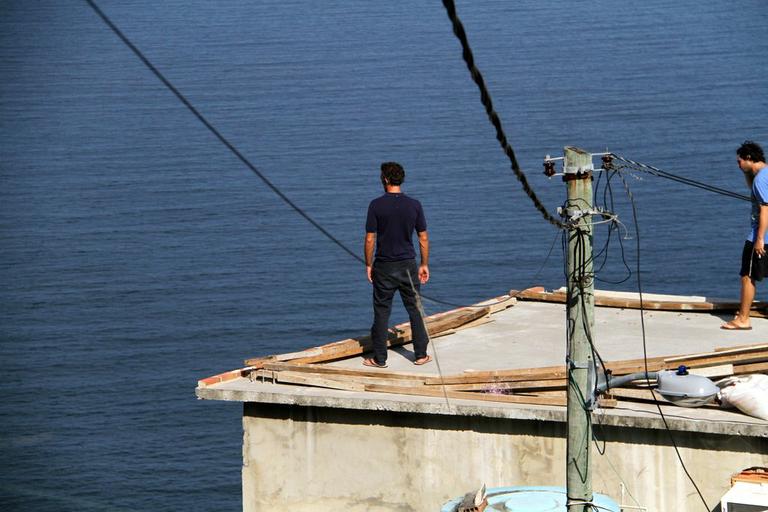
xmin=718 ymin=374 xmax=768 ymax=420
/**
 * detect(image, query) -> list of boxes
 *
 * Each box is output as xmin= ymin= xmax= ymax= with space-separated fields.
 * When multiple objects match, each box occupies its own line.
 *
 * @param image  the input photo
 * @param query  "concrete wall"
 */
xmin=241 ymin=402 xmax=768 ymax=512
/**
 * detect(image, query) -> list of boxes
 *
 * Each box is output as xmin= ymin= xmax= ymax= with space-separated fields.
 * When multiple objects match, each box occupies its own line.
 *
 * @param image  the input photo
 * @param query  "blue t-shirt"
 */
xmin=366 ymin=193 xmax=427 ymax=262
xmin=748 ymin=168 xmax=768 ymax=242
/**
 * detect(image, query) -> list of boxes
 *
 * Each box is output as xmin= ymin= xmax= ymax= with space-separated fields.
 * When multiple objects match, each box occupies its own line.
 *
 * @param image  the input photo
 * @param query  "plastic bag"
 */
xmin=718 ymin=374 xmax=768 ymax=420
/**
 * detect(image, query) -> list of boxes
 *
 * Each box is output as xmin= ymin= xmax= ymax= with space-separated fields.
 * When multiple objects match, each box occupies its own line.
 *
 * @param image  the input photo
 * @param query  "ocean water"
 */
xmin=1 ymin=1 xmax=767 ymax=510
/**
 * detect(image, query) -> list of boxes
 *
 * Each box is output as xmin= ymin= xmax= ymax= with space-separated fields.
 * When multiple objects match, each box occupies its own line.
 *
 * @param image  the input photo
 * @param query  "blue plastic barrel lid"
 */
xmin=503 ymin=488 xmax=564 ymax=511
xmin=501 ymin=487 xmax=620 ymax=512
xmin=440 ymin=486 xmax=620 ymax=512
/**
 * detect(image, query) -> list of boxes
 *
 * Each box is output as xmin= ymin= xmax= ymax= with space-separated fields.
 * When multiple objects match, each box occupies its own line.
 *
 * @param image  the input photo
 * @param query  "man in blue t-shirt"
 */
xmin=363 ymin=162 xmax=431 ymax=367
xmin=723 ymin=141 xmax=768 ymax=330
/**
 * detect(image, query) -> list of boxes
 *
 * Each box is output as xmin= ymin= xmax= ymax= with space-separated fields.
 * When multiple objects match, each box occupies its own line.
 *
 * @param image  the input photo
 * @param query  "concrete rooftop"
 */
xmin=197 ymin=295 xmax=768 ymax=437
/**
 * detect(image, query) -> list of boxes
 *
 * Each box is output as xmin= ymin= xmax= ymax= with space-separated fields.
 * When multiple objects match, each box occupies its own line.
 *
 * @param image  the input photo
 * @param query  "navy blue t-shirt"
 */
xmin=365 ymin=193 xmax=427 ymax=262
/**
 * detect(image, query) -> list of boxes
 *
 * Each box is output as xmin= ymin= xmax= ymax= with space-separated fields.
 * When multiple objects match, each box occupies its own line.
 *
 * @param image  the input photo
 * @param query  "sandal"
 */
xmin=414 ymin=355 xmax=432 ymax=365
xmin=363 ymin=358 xmax=388 ymax=368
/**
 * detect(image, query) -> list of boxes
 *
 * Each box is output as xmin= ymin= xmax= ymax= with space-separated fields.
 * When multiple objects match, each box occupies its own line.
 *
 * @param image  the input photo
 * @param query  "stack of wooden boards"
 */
xmin=199 ymin=288 xmax=768 ymax=415
xmin=247 ymin=342 xmax=768 ymax=410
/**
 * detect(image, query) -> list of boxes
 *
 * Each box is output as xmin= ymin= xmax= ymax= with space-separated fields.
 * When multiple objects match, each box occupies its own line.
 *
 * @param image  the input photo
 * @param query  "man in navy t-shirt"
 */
xmin=363 ymin=162 xmax=431 ymax=368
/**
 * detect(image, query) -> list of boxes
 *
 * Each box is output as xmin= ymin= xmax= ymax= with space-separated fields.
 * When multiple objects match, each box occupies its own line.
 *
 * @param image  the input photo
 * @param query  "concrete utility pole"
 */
xmin=563 ymin=146 xmax=595 ymax=511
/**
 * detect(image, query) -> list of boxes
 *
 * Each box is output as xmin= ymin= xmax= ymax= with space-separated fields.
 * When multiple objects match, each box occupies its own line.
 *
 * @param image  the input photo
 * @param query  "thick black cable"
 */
xmin=441 ymin=0 xmax=566 ymax=230
xmin=617 ymin=172 xmax=710 ymax=511
xmin=82 ymin=0 xmax=511 ymax=311
xmin=83 ymin=0 xmax=361 ymax=263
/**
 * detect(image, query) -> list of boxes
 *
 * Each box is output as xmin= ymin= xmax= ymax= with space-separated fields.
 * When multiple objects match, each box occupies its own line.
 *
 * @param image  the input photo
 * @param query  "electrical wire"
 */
xmin=82 ymin=0 xmax=521 ymax=311
xmin=441 ymin=0 xmax=567 ymax=230
xmin=406 ymin=268 xmax=451 ymax=411
xmin=617 ymin=172 xmax=711 ymax=511
xmin=611 ymin=153 xmax=750 ymax=202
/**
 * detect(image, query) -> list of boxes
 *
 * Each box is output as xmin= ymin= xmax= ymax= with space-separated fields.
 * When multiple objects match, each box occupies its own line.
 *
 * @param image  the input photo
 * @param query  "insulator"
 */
xmin=543 ymin=160 xmax=556 ymax=177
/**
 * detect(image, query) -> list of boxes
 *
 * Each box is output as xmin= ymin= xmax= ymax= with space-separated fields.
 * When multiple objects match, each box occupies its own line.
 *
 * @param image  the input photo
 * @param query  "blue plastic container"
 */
xmin=440 ymin=486 xmax=620 ymax=511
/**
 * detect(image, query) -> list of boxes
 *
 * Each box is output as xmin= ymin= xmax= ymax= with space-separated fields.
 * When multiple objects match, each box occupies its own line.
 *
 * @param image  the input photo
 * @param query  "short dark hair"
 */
xmin=737 ymin=140 xmax=765 ymax=163
xmin=380 ymin=161 xmax=405 ymax=185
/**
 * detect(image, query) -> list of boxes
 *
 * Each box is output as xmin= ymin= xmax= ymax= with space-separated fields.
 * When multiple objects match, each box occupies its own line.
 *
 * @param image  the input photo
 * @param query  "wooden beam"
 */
xmin=425 ymin=365 xmax=567 ymax=385
xmin=666 ymin=345 xmax=768 ymax=362
xmin=261 ymin=362 xmax=431 ymax=381
xmin=438 ymin=379 xmax=566 ymax=392
xmin=688 ymin=364 xmax=734 ymax=378
xmin=734 ymin=361 xmax=768 ymax=375
xmin=666 ymin=350 xmax=768 ymax=369
xmin=274 ymin=371 xmax=366 ymax=392
xmin=510 ymin=287 xmax=768 ymax=312
xmin=244 ymin=306 xmax=490 ymax=366
xmin=364 ymin=383 xmax=566 ymax=406
xmin=714 ymin=343 xmax=768 ymax=353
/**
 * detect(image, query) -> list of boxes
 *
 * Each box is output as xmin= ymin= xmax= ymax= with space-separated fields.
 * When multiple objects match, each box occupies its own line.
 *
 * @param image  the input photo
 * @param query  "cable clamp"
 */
xmin=557 ymin=206 xmax=606 ymax=222
xmin=566 ymin=358 xmax=590 ymax=370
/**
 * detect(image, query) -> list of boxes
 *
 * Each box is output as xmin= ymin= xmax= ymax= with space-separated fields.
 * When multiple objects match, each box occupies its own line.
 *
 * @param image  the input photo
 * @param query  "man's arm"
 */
xmin=417 ymin=230 xmax=429 ymax=284
xmin=756 ymin=204 xmax=768 ymax=257
xmin=364 ymin=232 xmax=376 ymax=283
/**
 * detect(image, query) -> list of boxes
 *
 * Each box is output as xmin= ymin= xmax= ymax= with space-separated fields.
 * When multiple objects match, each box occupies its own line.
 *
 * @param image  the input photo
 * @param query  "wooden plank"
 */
xmin=666 ymin=345 xmax=768 ymax=362
xmin=666 ymin=350 xmax=768 ymax=369
xmin=714 ymin=343 xmax=768 ymax=353
xmin=364 ymin=383 xmax=567 ymax=406
xmin=454 ymin=316 xmax=494 ymax=331
xmin=425 ymin=365 xmax=567 ymax=385
xmin=289 ymin=306 xmax=490 ymax=364
xmin=604 ymin=356 xmax=667 ymax=375
xmin=511 ymin=287 xmax=768 ymax=312
xmin=197 ymin=367 xmax=251 ymax=388
xmin=262 ymin=369 xmax=429 ymax=389
xmin=688 ymin=364 xmax=734 ymax=378
xmin=484 ymin=295 xmax=517 ymax=314
xmin=274 ymin=371 xmax=366 ymax=392
xmin=440 ymin=379 xmax=566 ymax=392
xmin=427 ymin=354 xmax=669 ymax=386
xmin=244 ymin=306 xmax=490 ymax=366
xmin=604 ymin=388 xmax=665 ymax=403
xmin=734 ymin=361 xmax=768 ymax=375
xmin=261 ymin=362 xmax=431 ymax=381
xmin=514 ymin=390 xmax=566 ymax=398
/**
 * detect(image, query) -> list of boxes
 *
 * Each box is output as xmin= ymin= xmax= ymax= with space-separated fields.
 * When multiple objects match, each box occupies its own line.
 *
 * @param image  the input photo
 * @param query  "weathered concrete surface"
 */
xmin=197 ymin=379 xmax=767 ymax=438
xmin=197 ymin=300 xmax=768 ymax=511
xmin=241 ymin=403 xmax=767 ymax=512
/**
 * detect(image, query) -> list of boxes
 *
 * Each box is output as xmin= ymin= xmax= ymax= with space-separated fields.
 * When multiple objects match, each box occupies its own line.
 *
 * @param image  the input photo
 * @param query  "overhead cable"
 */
xmin=617 ymin=172 xmax=710 ymax=511
xmin=610 ymin=153 xmax=750 ymax=202
xmin=81 ymin=0 xmax=524 ymax=310
xmin=441 ymin=0 xmax=567 ymax=230
xmin=83 ymin=0 xmax=362 ymax=265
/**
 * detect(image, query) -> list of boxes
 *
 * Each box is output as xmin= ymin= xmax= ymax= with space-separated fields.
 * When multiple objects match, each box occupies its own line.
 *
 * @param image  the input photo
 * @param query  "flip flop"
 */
xmin=720 ymin=321 xmax=752 ymax=331
xmin=414 ymin=355 xmax=432 ymax=365
xmin=363 ymin=358 xmax=387 ymax=368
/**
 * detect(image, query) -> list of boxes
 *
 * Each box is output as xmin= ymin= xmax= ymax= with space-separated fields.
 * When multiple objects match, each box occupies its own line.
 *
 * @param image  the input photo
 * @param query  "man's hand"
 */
xmin=418 ymin=264 xmax=429 ymax=284
xmin=756 ymin=239 xmax=766 ymax=257
xmin=364 ymin=233 xmax=376 ymax=283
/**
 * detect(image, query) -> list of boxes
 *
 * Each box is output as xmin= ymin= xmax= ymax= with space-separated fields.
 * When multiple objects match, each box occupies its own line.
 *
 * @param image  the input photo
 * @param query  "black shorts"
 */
xmin=740 ymin=240 xmax=768 ymax=281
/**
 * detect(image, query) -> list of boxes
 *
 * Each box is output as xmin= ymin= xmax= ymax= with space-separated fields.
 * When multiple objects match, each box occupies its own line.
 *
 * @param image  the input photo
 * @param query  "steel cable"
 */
xmin=611 ymin=153 xmax=750 ymax=202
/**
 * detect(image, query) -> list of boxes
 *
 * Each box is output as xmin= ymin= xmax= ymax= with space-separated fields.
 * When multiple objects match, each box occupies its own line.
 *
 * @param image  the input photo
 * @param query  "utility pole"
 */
xmin=563 ymin=146 xmax=595 ymax=511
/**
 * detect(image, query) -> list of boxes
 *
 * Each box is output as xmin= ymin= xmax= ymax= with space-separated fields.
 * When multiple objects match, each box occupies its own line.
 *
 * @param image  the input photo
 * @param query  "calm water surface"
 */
xmin=1 ymin=1 xmax=767 ymax=510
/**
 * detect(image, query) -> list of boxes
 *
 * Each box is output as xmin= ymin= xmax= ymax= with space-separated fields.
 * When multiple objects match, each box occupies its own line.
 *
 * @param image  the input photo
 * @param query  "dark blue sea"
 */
xmin=1 ymin=1 xmax=766 ymax=510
